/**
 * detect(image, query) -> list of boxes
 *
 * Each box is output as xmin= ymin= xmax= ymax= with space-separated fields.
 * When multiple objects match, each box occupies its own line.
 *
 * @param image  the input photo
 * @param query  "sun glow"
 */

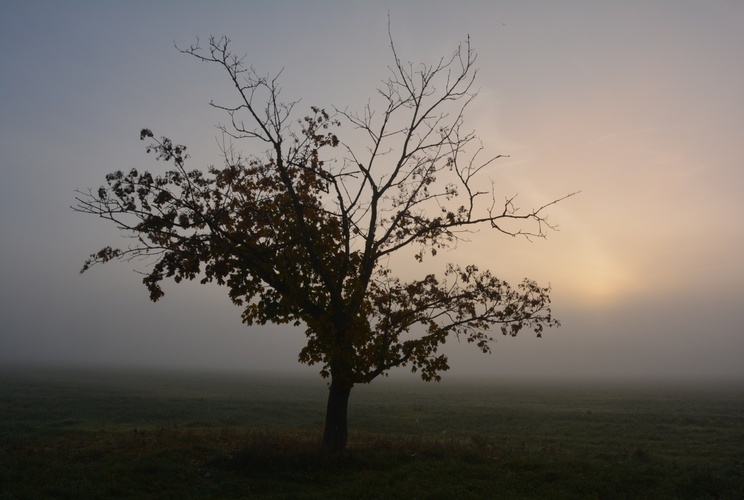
xmin=564 ymin=245 xmax=640 ymax=307
xmin=530 ymin=201 xmax=644 ymax=309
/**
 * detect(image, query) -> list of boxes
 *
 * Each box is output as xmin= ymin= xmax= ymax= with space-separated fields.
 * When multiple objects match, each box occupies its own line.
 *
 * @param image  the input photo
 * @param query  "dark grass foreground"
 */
xmin=3 ymin=427 xmax=743 ymax=499
xmin=1 ymin=368 xmax=743 ymax=498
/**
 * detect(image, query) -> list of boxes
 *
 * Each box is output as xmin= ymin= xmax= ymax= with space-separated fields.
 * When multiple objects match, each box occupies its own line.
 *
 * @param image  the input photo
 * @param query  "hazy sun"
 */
xmin=560 ymin=232 xmax=643 ymax=308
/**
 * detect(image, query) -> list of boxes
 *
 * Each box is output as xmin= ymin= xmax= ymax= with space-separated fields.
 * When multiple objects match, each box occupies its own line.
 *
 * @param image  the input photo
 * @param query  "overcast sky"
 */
xmin=1 ymin=1 xmax=742 ymax=382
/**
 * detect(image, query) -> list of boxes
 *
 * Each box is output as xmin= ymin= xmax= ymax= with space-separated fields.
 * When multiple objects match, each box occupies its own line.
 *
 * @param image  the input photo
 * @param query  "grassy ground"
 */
xmin=1 ymin=367 xmax=743 ymax=498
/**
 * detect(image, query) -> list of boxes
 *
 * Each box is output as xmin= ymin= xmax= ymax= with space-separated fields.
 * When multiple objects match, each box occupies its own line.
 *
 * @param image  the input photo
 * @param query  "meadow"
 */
xmin=1 ymin=366 xmax=743 ymax=499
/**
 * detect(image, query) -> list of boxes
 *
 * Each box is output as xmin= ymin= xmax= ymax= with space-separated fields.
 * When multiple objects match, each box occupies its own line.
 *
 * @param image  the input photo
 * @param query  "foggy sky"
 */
xmin=1 ymin=1 xmax=743 ymax=382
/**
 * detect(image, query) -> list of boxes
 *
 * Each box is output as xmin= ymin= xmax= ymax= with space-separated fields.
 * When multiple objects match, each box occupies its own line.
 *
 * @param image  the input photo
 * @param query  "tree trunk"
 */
xmin=322 ymin=376 xmax=353 ymax=451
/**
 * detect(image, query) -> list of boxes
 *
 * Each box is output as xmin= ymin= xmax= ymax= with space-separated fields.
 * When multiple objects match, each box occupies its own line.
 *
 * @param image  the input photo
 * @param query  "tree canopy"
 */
xmin=74 ymin=34 xmax=574 ymax=450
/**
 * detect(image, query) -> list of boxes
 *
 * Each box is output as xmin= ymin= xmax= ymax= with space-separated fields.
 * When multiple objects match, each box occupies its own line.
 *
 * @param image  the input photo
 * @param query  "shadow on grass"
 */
xmin=3 ymin=430 xmax=743 ymax=499
xmin=204 ymin=431 xmax=744 ymax=499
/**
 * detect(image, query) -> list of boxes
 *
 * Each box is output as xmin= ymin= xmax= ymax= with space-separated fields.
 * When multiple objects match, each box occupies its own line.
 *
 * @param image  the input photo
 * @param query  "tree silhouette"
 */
xmin=74 ymin=34 xmax=575 ymax=451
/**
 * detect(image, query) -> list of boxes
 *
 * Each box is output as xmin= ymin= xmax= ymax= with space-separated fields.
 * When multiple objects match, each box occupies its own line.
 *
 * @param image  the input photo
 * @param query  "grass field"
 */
xmin=1 ymin=366 xmax=743 ymax=499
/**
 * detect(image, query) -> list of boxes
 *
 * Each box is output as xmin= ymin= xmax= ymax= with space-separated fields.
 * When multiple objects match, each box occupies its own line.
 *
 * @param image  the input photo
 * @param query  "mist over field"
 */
xmin=2 ymin=364 xmax=742 ymax=498
xmin=1 ymin=1 xmax=743 ymax=383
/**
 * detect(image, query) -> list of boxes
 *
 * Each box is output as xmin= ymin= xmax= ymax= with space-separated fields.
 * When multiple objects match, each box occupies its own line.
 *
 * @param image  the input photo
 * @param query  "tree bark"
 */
xmin=322 ymin=376 xmax=353 ymax=451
